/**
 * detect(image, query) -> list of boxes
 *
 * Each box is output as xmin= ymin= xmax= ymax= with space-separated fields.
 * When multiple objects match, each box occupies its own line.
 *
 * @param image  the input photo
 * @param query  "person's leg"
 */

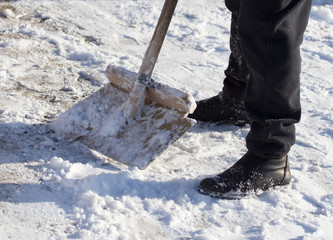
xmin=198 ymin=0 xmax=313 ymax=198
xmin=241 ymin=0 xmax=313 ymax=158
xmin=223 ymin=13 xmax=249 ymax=105
xmin=188 ymin=0 xmax=250 ymax=125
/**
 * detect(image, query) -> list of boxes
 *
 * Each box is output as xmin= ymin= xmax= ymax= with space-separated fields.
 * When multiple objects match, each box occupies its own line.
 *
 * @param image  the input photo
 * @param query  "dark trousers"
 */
xmin=223 ymin=0 xmax=313 ymax=158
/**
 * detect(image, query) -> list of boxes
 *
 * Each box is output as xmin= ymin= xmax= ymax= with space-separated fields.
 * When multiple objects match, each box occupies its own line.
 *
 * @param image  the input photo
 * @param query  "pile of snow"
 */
xmin=0 ymin=0 xmax=332 ymax=239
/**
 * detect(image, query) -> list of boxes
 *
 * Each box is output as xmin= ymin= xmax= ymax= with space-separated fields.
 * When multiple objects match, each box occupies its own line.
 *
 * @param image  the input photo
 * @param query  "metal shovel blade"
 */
xmin=50 ymin=83 xmax=196 ymax=169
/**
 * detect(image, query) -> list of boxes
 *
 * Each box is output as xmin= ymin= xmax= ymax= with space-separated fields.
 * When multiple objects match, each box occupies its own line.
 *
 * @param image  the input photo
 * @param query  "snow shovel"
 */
xmin=50 ymin=0 xmax=196 ymax=169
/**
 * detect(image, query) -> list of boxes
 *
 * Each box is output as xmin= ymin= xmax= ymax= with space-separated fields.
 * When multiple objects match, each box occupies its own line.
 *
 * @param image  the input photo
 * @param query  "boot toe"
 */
xmin=197 ymin=177 xmax=221 ymax=197
xmin=197 ymin=176 xmax=236 ymax=198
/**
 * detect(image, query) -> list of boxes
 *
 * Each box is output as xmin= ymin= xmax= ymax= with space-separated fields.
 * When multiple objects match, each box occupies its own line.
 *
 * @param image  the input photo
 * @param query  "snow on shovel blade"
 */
xmin=50 ymin=80 xmax=196 ymax=169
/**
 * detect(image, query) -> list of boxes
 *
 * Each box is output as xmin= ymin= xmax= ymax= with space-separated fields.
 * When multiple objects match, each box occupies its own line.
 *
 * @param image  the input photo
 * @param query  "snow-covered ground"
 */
xmin=0 ymin=0 xmax=332 ymax=239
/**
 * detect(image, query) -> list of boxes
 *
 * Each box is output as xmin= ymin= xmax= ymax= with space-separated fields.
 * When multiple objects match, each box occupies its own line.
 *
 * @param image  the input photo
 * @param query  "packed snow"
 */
xmin=0 ymin=0 xmax=333 ymax=239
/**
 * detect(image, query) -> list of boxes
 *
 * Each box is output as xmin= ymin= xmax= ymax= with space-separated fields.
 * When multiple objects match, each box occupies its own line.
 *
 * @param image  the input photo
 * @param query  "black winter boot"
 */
xmin=188 ymin=92 xmax=250 ymax=126
xmin=197 ymin=152 xmax=291 ymax=199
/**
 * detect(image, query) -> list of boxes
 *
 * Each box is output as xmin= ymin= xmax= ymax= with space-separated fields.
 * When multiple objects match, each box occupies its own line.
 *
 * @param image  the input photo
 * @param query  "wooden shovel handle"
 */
xmin=139 ymin=0 xmax=178 ymax=77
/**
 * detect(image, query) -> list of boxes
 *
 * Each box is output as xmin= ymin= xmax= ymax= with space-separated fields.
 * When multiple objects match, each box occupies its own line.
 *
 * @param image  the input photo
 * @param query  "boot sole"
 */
xmin=197 ymin=184 xmax=290 ymax=200
xmin=192 ymin=119 xmax=250 ymax=127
